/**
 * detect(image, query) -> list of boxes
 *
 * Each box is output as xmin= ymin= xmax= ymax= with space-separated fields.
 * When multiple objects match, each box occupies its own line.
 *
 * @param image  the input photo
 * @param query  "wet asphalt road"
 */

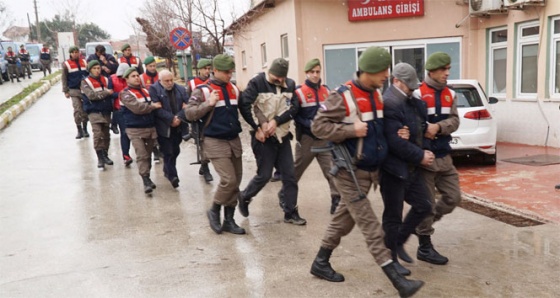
xmin=0 ymin=82 xmax=559 ymax=297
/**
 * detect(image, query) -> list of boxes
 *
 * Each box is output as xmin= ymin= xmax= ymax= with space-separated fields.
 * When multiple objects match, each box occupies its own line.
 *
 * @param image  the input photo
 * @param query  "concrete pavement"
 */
xmin=0 ymin=68 xmax=56 ymax=105
xmin=0 ymin=82 xmax=559 ymax=297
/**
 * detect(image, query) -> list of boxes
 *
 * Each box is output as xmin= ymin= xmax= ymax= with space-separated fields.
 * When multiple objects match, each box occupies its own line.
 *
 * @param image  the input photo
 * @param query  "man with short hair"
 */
xmin=18 ymin=44 xmax=32 ymax=79
xmin=186 ymin=58 xmax=214 ymax=182
xmin=62 ymin=46 xmax=89 ymax=139
xmin=150 ymin=70 xmax=189 ymax=188
xmin=4 ymin=46 xmax=20 ymax=83
xmin=120 ymin=67 xmax=162 ymax=193
xmin=40 ymin=44 xmax=53 ymax=77
xmin=309 ymin=47 xmax=424 ymax=298
xmin=380 ymin=62 xmax=434 ymax=276
xmin=186 ymin=54 xmax=245 ymax=235
xmin=87 ymin=45 xmax=118 ymax=77
xmin=283 ymin=58 xmax=340 ymax=214
xmin=141 ymin=56 xmax=159 ymax=89
xmin=238 ymin=58 xmax=306 ymax=225
xmin=119 ymin=44 xmax=144 ymax=75
xmin=81 ymin=60 xmax=114 ymax=169
xmin=412 ymin=52 xmax=461 ymax=265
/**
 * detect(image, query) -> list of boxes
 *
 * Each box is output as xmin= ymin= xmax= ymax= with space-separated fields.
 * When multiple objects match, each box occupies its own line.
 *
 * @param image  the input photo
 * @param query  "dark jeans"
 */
xmin=242 ymin=133 xmax=298 ymax=214
xmin=380 ymin=168 xmax=432 ymax=251
xmin=113 ymin=110 xmax=131 ymax=158
xmin=158 ymin=128 xmax=182 ymax=180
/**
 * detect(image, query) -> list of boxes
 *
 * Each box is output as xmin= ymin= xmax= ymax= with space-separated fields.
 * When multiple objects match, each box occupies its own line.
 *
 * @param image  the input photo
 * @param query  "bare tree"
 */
xmin=0 ymin=1 xmax=13 ymax=38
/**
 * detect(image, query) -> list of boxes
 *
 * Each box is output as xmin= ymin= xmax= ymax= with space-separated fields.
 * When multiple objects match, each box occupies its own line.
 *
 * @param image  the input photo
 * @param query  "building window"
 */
xmin=551 ymin=18 xmax=560 ymax=97
xmin=393 ymin=46 xmax=425 ymax=83
xmin=242 ymin=50 xmax=247 ymax=69
xmin=261 ymin=43 xmax=267 ymax=67
xmin=281 ymin=34 xmax=289 ymax=59
xmin=516 ymin=22 xmax=539 ymax=97
xmin=488 ymin=27 xmax=507 ymax=97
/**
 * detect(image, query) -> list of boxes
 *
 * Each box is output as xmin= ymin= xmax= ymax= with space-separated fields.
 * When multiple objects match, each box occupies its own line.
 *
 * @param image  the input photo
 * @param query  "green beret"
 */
xmin=197 ymin=58 xmax=212 ymax=69
xmin=123 ymin=67 xmax=138 ymax=78
xmin=121 ymin=43 xmax=131 ymax=51
xmin=304 ymin=58 xmax=321 ymax=72
xmin=358 ymin=46 xmax=391 ymax=74
xmin=87 ymin=60 xmax=100 ymax=72
xmin=425 ymin=52 xmax=451 ymax=71
xmin=269 ymin=58 xmax=289 ymax=77
xmin=69 ymin=46 xmax=79 ymax=53
xmin=144 ymin=56 xmax=156 ymax=65
xmin=212 ymin=54 xmax=235 ymax=71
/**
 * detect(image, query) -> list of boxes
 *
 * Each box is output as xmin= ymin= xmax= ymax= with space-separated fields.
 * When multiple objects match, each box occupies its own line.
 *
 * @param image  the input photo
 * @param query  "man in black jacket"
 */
xmin=380 ymin=63 xmax=434 ymax=275
xmin=238 ymin=58 xmax=306 ymax=225
xmin=87 ymin=45 xmax=118 ymax=77
xmin=150 ymin=70 xmax=189 ymax=188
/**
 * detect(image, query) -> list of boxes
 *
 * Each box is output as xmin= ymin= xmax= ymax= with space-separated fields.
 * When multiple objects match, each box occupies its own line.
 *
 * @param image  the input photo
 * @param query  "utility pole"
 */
xmin=33 ymin=0 xmax=41 ymax=43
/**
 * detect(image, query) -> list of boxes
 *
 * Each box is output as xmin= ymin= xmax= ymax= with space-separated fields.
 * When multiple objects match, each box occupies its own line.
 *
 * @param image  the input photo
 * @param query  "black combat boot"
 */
xmin=110 ymin=123 xmax=119 ymax=134
xmin=199 ymin=163 xmax=213 ymax=182
xmin=75 ymin=125 xmax=83 ymax=139
xmin=382 ymin=262 xmax=424 ymax=298
xmin=142 ymin=176 xmax=153 ymax=194
xmin=207 ymin=203 xmax=222 ymax=234
xmin=330 ymin=195 xmax=340 ymax=214
xmin=95 ymin=150 xmax=105 ymax=169
xmin=82 ymin=121 xmax=90 ymax=137
xmin=222 ymin=206 xmax=246 ymax=235
xmin=391 ymin=251 xmax=411 ymax=276
xmin=310 ymin=247 xmax=345 ymax=282
xmin=102 ymin=150 xmax=114 ymax=165
xmin=153 ymin=146 xmax=160 ymax=163
xmin=284 ymin=208 xmax=307 ymax=225
xmin=417 ymin=235 xmax=448 ymax=265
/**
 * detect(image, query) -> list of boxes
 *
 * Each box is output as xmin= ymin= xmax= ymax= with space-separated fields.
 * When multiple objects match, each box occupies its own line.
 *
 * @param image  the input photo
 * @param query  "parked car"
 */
xmin=85 ymin=42 xmax=114 ymax=58
xmin=447 ymin=79 xmax=499 ymax=165
xmin=25 ymin=43 xmax=43 ymax=71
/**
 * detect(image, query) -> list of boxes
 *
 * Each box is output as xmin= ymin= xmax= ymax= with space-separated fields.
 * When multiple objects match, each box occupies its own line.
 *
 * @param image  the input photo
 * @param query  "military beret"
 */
xmin=425 ymin=52 xmax=451 ymax=71
xmin=358 ymin=46 xmax=391 ymax=74
xmin=212 ymin=54 xmax=235 ymax=71
xmin=143 ymin=56 xmax=156 ymax=65
xmin=121 ymin=43 xmax=131 ymax=51
xmin=123 ymin=67 xmax=138 ymax=78
xmin=69 ymin=46 xmax=79 ymax=53
xmin=87 ymin=60 xmax=100 ymax=72
xmin=197 ymin=58 xmax=212 ymax=69
xmin=304 ymin=58 xmax=321 ymax=72
xmin=269 ymin=58 xmax=289 ymax=77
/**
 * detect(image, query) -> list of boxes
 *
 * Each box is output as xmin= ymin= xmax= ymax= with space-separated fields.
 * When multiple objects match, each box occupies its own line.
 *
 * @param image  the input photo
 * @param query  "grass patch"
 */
xmin=0 ymin=70 xmax=61 ymax=115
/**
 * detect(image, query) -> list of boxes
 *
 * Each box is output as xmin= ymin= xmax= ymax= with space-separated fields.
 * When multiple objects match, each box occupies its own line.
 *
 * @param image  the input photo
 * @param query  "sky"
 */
xmin=3 ymin=0 xmax=250 ymax=41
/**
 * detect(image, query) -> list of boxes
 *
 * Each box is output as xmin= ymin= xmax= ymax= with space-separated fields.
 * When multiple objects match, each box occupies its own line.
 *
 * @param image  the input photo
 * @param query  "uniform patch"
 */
xmin=306 ymin=93 xmax=313 ymax=98
xmin=445 ymin=95 xmax=451 ymax=102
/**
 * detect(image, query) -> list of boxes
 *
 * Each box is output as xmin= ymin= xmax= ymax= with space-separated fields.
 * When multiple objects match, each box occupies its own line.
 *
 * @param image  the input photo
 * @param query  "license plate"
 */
xmin=449 ymin=137 xmax=458 ymax=145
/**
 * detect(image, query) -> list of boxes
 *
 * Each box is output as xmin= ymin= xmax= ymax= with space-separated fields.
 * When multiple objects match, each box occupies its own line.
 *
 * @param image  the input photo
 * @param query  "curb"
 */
xmin=0 ymin=74 xmax=62 ymax=131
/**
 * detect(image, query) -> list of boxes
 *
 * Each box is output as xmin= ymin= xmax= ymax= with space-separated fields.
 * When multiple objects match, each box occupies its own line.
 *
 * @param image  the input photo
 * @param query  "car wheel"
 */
xmin=482 ymin=151 xmax=497 ymax=165
xmin=2 ymin=72 xmax=8 ymax=81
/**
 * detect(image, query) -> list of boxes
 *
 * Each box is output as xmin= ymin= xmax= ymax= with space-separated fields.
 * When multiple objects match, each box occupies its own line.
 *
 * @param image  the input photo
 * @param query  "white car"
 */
xmin=447 ymin=79 xmax=498 ymax=165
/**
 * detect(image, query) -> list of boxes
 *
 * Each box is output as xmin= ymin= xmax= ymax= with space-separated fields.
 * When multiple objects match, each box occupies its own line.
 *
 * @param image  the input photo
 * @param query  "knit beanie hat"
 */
xmin=304 ymin=58 xmax=321 ymax=72
xmin=121 ymin=43 xmax=131 ymax=51
xmin=123 ymin=67 xmax=138 ymax=78
xmin=425 ymin=52 xmax=451 ymax=71
xmin=212 ymin=54 xmax=235 ymax=71
xmin=197 ymin=58 xmax=212 ymax=69
xmin=358 ymin=46 xmax=391 ymax=74
xmin=143 ymin=56 xmax=156 ymax=65
xmin=116 ymin=64 xmax=130 ymax=77
xmin=269 ymin=58 xmax=289 ymax=77
xmin=392 ymin=63 xmax=420 ymax=90
xmin=69 ymin=46 xmax=79 ymax=53
xmin=87 ymin=60 xmax=100 ymax=72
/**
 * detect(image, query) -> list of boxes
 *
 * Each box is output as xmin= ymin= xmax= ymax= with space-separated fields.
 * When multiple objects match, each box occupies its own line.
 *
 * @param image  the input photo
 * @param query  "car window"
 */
xmin=27 ymin=46 xmax=40 ymax=56
xmin=453 ymin=87 xmax=483 ymax=108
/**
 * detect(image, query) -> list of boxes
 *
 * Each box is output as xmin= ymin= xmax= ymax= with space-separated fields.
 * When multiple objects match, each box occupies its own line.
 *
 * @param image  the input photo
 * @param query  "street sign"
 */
xmin=170 ymin=27 xmax=192 ymax=50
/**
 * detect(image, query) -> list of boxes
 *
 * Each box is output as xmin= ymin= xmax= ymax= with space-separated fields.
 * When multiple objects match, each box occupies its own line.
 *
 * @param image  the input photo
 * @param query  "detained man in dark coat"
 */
xmin=150 ymin=70 xmax=189 ymax=188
